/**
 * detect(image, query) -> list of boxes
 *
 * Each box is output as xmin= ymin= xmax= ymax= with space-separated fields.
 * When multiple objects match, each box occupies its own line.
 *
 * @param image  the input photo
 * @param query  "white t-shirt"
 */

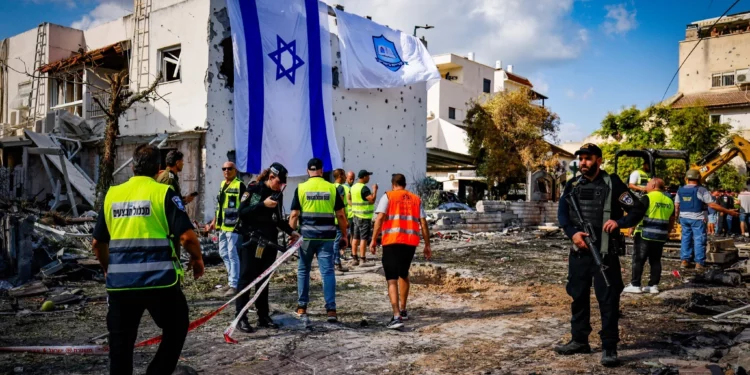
xmin=629 ymin=170 xmax=642 ymax=185
xmin=375 ymin=193 xmax=427 ymax=218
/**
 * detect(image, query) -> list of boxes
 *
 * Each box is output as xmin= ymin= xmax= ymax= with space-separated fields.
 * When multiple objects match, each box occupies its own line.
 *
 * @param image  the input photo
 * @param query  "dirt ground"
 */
xmin=1 ymin=231 xmax=749 ymax=374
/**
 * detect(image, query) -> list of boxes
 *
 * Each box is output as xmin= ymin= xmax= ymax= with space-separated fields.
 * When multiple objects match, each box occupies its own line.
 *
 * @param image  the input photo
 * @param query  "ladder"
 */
xmin=132 ymin=0 xmax=152 ymax=91
xmin=27 ymin=23 xmax=47 ymax=127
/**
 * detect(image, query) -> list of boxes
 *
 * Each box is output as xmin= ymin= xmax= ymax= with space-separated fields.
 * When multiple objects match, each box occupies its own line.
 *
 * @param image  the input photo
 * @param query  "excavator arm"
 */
xmin=691 ymin=135 xmax=750 ymax=181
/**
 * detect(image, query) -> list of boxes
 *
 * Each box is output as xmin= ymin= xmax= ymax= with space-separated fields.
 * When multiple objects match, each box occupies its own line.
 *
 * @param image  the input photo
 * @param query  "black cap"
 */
xmin=358 ymin=170 xmax=373 ymax=179
xmin=269 ymin=162 xmax=288 ymax=183
xmin=574 ymin=143 xmax=602 ymax=158
xmin=307 ymin=158 xmax=323 ymax=171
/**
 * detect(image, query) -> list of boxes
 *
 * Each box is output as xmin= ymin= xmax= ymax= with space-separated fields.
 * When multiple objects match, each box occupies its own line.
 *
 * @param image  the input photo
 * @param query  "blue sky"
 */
xmin=2 ymin=0 xmax=750 ymax=144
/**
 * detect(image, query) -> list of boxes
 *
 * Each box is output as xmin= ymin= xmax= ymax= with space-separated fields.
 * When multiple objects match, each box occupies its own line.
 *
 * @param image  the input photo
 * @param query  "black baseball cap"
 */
xmin=358 ymin=170 xmax=373 ymax=179
xmin=307 ymin=158 xmax=323 ymax=171
xmin=269 ymin=162 xmax=288 ymax=183
xmin=574 ymin=143 xmax=602 ymax=158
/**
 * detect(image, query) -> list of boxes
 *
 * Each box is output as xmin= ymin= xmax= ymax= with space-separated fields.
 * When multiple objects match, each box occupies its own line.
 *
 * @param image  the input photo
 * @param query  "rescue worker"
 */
xmin=369 ymin=173 xmax=432 ymax=329
xmin=627 ymin=161 xmax=650 ymax=196
xmin=156 ymin=150 xmax=196 ymax=205
xmin=556 ymin=143 xmax=646 ymax=367
xmin=234 ymin=162 xmax=299 ymax=332
xmin=346 ymin=170 xmax=356 ymax=187
xmin=92 ymin=144 xmax=204 ymax=375
xmin=289 ymin=158 xmax=348 ymax=323
xmin=332 ymin=168 xmax=351 ymax=273
xmin=675 ymin=170 xmax=736 ymax=270
xmin=623 ymin=178 xmax=675 ymax=294
xmin=350 ymin=170 xmax=378 ymax=266
xmin=205 ymin=162 xmax=245 ymax=296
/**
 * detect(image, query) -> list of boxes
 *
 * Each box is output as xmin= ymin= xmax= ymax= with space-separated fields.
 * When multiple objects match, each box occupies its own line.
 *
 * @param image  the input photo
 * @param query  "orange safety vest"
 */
xmin=382 ymin=190 xmax=422 ymax=246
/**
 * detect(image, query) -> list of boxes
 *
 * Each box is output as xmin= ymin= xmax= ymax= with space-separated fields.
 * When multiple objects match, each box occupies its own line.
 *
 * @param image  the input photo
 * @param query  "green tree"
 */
xmin=706 ymin=165 xmax=745 ymax=192
xmin=464 ymin=88 xmax=560 ymax=197
xmin=595 ymin=105 xmax=732 ymax=188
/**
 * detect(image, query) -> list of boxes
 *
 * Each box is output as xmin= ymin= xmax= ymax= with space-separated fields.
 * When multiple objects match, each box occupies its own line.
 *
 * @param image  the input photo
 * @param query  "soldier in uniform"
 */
xmin=156 ymin=150 xmax=195 ymax=206
xmin=556 ymin=143 xmax=646 ymax=367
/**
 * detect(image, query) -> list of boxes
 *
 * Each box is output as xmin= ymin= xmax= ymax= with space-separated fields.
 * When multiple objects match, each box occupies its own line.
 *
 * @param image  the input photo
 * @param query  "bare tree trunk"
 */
xmin=93 ymin=71 xmax=162 ymax=210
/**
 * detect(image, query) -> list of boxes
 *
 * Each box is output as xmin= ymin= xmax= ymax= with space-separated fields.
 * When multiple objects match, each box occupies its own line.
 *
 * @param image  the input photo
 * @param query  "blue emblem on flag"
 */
xmin=372 ymin=35 xmax=406 ymax=72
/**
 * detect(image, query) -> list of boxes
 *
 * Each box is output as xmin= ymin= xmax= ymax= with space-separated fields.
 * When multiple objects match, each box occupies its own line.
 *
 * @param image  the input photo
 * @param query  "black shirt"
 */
xmin=236 ymin=181 xmax=294 ymax=240
xmin=558 ymin=171 xmax=646 ymax=240
xmin=719 ymin=195 xmax=735 ymax=210
xmin=93 ymin=189 xmax=194 ymax=243
xmin=360 ymin=186 xmax=372 ymax=201
xmin=290 ymin=177 xmax=346 ymax=212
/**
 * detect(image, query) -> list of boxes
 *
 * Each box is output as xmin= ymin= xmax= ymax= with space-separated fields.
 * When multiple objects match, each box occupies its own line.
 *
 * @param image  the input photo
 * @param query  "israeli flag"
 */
xmin=335 ymin=9 xmax=440 ymax=89
xmin=228 ymin=0 xmax=341 ymax=176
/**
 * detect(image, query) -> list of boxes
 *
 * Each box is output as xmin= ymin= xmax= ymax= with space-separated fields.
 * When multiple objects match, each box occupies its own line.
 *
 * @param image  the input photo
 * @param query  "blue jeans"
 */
xmin=333 ymin=230 xmax=342 ymax=265
xmin=680 ymin=218 xmax=707 ymax=265
xmin=218 ymin=232 xmax=240 ymax=288
xmin=297 ymin=240 xmax=336 ymax=310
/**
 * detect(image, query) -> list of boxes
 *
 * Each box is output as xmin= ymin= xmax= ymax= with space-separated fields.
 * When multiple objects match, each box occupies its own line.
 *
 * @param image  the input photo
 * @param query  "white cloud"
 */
xmin=602 ymin=4 xmax=638 ymax=36
xmin=530 ymin=73 xmax=550 ymax=94
xmin=333 ymin=0 xmax=588 ymax=70
xmin=582 ymin=87 xmax=594 ymax=99
xmin=27 ymin=0 xmax=77 ymax=8
xmin=558 ymin=123 xmax=588 ymax=143
xmin=566 ymin=89 xmax=576 ymax=98
xmin=71 ymin=1 xmax=132 ymax=30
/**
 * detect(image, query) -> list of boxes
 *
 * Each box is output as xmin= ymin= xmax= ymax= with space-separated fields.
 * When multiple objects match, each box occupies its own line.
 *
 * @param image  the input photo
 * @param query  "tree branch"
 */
xmin=125 ymin=71 xmax=163 ymax=108
xmin=92 ymin=96 xmax=113 ymax=119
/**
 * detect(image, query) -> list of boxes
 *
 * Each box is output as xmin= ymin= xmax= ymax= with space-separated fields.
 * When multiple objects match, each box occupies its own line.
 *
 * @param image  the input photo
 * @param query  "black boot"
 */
xmin=554 ymin=340 xmax=591 ymax=355
xmin=238 ymin=319 xmax=255 ymax=333
xmin=258 ymin=316 xmax=279 ymax=329
xmin=601 ymin=349 xmax=619 ymax=367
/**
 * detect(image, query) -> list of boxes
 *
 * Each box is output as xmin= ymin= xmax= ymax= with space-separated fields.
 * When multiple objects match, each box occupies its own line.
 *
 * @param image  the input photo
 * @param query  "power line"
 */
xmin=660 ymin=0 xmax=741 ymax=101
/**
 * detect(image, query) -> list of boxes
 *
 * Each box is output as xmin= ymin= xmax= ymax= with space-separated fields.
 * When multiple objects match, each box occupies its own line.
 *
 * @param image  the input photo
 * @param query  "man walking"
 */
xmin=717 ymin=190 xmax=736 ymax=236
xmin=332 ymin=169 xmax=351 ymax=273
xmin=675 ymin=170 xmax=736 ymax=271
xmin=370 ymin=174 xmax=432 ymax=329
xmin=623 ymin=178 xmax=675 ymax=295
xmin=205 ymin=162 xmax=245 ymax=296
xmin=92 ymin=144 xmax=204 ymax=375
xmin=350 ymin=170 xmax=378 ymax=266
xmin=556 ymin=143 xmax=646 ymax=367
xmin=289 ymin=158 xmax=348 ymax=323
xmin=156 ymin=150 xmax=196 ymax=205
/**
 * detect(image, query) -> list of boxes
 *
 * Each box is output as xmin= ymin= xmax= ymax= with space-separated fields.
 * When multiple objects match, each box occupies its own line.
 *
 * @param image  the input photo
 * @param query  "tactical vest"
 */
xmin=569 ymin=173 xmax=614 ymax=254
xmin=104 ymin=176 xmax=182 ymax=291
xmin=382 ymin=190 xmax=422 ymax=246
xmin=298 ymin=177 xmax=337 ymax=240
xmin=334 ymin=182 xmax=352 ymax=223
xmin=216 ymin=178 xmax=242 ymax=232
xmin=351 ymin=182 xmax=374 ymax=219
xmin=677 ymin=185 xmax=704 ymax=213
xmin=635 ymin=191 xmax=674 ymax=242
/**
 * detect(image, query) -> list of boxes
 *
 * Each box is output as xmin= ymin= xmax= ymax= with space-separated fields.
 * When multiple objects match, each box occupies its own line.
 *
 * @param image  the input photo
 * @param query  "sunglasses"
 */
xmin=222 ymin=167 xmax=234 ymax=171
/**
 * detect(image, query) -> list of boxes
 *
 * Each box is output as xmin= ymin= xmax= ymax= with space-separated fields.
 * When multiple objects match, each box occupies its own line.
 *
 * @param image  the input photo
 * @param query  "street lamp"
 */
xmin=413 ymin=24 xmax=434 ymax=37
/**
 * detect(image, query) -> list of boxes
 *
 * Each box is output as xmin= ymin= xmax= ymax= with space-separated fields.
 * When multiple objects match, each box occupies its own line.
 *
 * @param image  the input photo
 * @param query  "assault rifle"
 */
xmin=565 ymin=193 xmax=611 ymax=287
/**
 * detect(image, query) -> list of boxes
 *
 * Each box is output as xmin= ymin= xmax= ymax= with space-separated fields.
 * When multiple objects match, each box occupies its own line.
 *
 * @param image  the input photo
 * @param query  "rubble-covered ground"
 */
xmin=1 ymin=231 xmax=749 ymax=374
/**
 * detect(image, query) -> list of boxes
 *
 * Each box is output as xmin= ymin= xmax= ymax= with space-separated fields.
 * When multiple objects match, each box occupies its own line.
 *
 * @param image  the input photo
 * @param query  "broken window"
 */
xmin=712 ymin=73 xmax=722 ymax=87
xmin=159 ymin=45 xmax=182 ymax=83
xmin=448 ymin=107 xmax=456 ymax=120
xmin=50 ymin=71 xmax=84 ymax=116
xmin=723 ymin=72 xmax=735 ymax=86
xmin=483 ymin=78 xmax=491 ymax=93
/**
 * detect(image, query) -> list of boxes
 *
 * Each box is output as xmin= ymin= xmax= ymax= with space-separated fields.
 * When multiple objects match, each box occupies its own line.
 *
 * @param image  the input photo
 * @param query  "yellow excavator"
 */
xmin=614 ymin=135 xmax=750 ymax=255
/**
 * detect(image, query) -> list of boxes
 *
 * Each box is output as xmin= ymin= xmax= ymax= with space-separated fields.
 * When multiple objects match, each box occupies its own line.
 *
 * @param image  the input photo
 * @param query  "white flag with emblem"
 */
xmin=227 ymin=0 xmax=341 ymax=176
xmin=334 ymin=9 xmax=440 ymax=89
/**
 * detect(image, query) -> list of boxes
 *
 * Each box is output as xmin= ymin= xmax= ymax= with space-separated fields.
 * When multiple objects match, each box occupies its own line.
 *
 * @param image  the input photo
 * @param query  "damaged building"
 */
xmin=0 ymin=0 xmax=428 ymax=219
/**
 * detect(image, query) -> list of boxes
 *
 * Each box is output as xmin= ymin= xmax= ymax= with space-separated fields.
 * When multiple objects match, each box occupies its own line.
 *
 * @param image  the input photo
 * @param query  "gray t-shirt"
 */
xmin=375 ymin=193 xmax=427 ymax=218
xmin=674 ymin=185 xmax=714 ymax=220
xmin=739 ymin=191 xmax=750 ymax=213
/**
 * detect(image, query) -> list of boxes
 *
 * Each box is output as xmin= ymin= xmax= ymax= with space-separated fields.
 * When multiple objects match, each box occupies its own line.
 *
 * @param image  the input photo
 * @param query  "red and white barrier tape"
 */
xmin=223 ymin=270 xmax=275 ymax=343
xmin=0 ymin=236 xmax=303 ymax=355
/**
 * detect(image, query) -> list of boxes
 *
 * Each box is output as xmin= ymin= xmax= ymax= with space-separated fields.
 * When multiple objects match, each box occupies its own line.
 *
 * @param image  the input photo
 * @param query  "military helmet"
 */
xmin=685 ymin=169 xmax=701 ymax=180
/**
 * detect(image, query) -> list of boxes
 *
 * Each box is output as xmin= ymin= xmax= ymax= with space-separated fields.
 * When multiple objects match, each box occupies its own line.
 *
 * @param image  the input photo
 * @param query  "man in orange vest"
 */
xmin=369 ymin=173 xmax=432 ymax=329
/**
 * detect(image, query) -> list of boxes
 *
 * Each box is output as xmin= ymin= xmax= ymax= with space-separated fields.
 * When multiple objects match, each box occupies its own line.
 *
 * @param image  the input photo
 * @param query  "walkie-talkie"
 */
xmin=270 ymin=185 xmax=286 ymax=202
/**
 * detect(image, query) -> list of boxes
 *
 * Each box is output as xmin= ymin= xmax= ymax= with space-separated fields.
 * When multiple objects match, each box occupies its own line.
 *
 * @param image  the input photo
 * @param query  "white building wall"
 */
xmin=3 ymin=28 xmax=42 ymax=128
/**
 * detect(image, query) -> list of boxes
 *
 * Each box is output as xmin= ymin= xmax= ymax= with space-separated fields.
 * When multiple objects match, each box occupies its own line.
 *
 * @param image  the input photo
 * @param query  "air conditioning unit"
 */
xmin=736 ymin=68 xmax=749 ymax=85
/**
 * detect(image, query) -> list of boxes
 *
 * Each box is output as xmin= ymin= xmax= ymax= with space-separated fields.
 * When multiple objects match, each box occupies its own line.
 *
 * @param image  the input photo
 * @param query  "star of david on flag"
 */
xmin=227 ymin=0 xmax=341 ymax=176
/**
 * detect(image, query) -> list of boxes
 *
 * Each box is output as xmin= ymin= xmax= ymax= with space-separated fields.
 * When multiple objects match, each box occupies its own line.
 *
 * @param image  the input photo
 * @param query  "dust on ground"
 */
xmin=1 ymin=232 xmax=748 ymax=374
